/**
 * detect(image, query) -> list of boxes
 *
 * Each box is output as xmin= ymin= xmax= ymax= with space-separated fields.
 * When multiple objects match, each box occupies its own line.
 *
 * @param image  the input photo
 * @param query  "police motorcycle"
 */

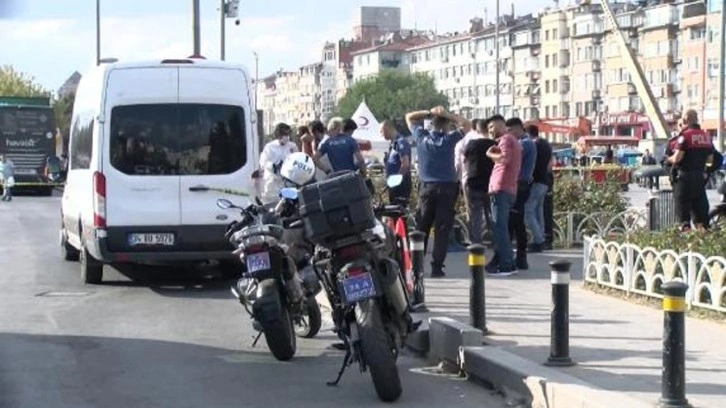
xmin=219 ymin=183 xmax=322 ymax=361
xmin=277 ymin=152 xmax=416 ymax=402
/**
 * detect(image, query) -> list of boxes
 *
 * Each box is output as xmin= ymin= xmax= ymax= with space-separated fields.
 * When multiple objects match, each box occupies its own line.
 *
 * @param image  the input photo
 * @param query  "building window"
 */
xmin=553 ymin=80 xmax=558 ymax=93
xmin=553 ymin=28 xmax=558 ymax=39
xmin=690 ymin=26 xmax=706 ymax=41
xmin=545 ymin=80 xmax=550 ymax=93
xmin=545 ymin=55 xmax=550 ymax=68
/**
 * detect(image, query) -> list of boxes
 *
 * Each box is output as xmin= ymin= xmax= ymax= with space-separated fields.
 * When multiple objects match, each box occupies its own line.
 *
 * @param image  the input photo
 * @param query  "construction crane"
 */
xmin=586 ymin=0 xmax=672 ymax=141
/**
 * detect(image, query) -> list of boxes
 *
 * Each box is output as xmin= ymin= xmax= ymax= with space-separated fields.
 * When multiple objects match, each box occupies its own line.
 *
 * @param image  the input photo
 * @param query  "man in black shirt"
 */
xmin=667 ymin=110 xmax=714 ymax=231
xmin=462 ymin=119 xmax=497 ymax=244
xmin=524 ymin=125 xmax=552 ymax=252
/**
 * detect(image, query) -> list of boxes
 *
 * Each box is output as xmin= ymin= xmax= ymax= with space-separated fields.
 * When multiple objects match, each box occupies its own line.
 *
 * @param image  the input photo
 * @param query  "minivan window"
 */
xmin=70 ymin=112 xmax=94 ymax=170
xmin=109 ymin=104 xmax=247 ymax=176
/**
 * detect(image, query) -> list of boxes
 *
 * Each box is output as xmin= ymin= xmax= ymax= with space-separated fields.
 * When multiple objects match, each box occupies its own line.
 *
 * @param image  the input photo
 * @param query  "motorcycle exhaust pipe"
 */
xmin=376 ymin=257 xmax=409 ymax=317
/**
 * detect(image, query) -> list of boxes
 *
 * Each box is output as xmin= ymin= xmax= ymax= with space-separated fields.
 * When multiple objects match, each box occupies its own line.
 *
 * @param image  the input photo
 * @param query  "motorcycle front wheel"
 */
xmin=295 ymin=296 xmax=322 ymax=338
xmin=709 ymin=207 xmax=726 ymax=230
xmin=356 ymin=299 xmax=402 ymax=402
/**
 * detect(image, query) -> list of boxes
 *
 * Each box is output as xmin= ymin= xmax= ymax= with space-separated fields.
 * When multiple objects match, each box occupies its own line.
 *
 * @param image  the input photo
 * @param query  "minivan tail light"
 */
xmin=93 ymin=172 xmax=107 ymax=228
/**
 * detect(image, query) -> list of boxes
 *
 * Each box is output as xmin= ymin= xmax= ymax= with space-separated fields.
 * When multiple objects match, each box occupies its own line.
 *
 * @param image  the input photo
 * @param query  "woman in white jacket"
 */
xmin=259 ymin=123 xmax=298 ymax=204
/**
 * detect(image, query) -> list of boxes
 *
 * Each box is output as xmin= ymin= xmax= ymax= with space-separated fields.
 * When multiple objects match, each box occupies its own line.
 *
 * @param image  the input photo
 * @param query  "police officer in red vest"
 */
xmin=666 ymin=110 xmax=715 ymax=231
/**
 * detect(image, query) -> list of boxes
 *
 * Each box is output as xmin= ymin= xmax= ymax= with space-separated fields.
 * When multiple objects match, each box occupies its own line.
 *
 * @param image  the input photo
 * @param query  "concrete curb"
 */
xmin=425 ymin=317 xmax=653 ymax=408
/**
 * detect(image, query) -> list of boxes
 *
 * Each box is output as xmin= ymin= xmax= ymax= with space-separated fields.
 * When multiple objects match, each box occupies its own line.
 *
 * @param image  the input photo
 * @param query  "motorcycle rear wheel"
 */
xmin=261 ymin=297 xmax=297 ymax=361
xmin=356 ymin=299 xmax=402 ymax=402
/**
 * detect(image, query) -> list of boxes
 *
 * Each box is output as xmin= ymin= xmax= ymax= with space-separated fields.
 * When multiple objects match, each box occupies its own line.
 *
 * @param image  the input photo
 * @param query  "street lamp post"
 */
xmin=253 ymin=51 xmax=259 ymax=111
xmin=717 ymin=0 xmax=726 ymax=152
xmin=221 ymin=0 xmax=240 ymax=61
xmin=220 ymin=0 xmax=226 ymax=60
xmin=192 ymin=0 xmax=201 ymax=56
xmin=95 ymin=0 xmax=101 ymax=65
xmin=494 ymin=0 xmax=500 ymax=113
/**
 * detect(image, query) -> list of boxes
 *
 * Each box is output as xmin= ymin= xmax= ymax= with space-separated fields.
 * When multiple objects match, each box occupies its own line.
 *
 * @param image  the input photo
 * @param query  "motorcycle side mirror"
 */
xmin=279 ymin=187 xmax=298 ymax=200
xmin=386 ymin=174 xmax=404 ymax=188
xmin=216 ymin=198 xmax=235 ymax=209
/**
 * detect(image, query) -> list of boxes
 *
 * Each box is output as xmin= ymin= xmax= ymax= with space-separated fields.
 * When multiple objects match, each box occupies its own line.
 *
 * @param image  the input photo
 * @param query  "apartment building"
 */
xmin=407 ymin=17 xmax=516 ymax=119
xmin=509 ymin=17 xmax=541 ymax=120
xmin=297 ymin=63 xmax=323 ymax=124
xmin=703 ymin=3 xmax=724 ymax=132
xmin=569 ymin=7 xmax=604 ymax=121
xmin=351 ymin=34 xmax=430 ymax=82
xmin=538 ymin=8 xmax=573 ymax=142
xmin=679 ymin=2 xmax=707 ymax=117
xmin=256 ymin=74 xmax=279 ymax=135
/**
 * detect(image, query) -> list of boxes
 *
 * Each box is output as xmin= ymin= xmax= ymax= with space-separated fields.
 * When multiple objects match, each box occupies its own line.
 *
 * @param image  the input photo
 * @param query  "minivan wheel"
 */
xmin=60 ymin=228 xmax=80 ymax=261
xmin=80 ymin=241 xmax=103 ymax=284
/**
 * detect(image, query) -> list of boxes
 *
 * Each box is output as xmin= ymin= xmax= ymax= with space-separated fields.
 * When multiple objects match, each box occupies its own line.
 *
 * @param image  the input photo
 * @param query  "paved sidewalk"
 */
xmin=414 ymin=248 xmax=726 ymax=408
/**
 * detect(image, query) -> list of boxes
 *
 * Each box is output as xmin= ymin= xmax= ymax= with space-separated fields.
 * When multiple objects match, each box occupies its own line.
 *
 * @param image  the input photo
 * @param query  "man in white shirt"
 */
xmin=259 ymin=123 xmax=298 ymax=204
xmin=454 ymin=118 xmax=483 ymax=184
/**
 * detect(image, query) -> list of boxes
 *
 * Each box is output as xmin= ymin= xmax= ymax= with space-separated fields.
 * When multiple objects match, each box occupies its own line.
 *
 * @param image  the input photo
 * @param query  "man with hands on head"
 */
xmin=405 ymin=106 xmax=471 ymax=278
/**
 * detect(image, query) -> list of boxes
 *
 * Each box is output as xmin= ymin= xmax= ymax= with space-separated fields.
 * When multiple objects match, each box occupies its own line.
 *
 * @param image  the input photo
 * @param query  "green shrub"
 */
xmin=553 ymin=173 xmax=629 ymax=215
xmin=616 ymin=227 xmax=726 ymax=258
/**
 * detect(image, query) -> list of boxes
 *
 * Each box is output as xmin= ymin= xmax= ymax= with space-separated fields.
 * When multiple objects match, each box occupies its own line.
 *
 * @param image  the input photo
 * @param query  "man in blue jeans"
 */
xmin=525 ymin=125 xmax=553 ymax=252
xmin=485 ymin=115 xmax=522 ymax=276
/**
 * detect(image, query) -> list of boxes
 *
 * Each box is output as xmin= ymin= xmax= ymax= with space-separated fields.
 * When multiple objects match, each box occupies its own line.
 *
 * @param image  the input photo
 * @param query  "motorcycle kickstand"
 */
xmin=326 ymin=348 xmax=352 ymax=387
xmin=251 ymin=331 xmax=263 ymax=348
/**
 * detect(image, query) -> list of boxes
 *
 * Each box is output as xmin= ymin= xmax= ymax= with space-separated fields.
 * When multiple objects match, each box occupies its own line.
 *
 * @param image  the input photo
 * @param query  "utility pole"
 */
xmin=253 ymin=51 xmax=259 ymax=111
xmin=95 ymin=0 xmax=101 ymax=65
xmin=494 ymin=0 xmax=501 ymax=113
xmin=717 ymin=0 xmax=726 ymax=152
xmin=220 ymin=0 xmax=226 ymax=60
xmin=192 ymin=0 xmax=201 ymax=56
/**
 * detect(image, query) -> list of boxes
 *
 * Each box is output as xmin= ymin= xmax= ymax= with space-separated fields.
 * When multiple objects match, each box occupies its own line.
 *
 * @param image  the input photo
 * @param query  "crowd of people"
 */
xmin=257 ymin=106 xmax=554 ymax=280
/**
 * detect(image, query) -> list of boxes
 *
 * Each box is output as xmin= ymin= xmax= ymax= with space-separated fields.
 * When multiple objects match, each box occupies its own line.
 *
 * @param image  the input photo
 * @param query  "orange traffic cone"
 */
xmin=395 ymin=217 xmax=414 ymax=293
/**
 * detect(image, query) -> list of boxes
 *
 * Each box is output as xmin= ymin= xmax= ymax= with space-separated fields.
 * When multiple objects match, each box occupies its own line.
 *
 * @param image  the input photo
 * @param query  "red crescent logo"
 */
xmin=358 ymin=116 xmax=370 ymax=127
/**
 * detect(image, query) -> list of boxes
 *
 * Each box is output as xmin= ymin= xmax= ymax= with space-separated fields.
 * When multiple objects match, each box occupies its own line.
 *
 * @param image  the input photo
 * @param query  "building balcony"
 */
xmin=592 ymin=89 xmax=602 ymax=99
xmin=530 ymin=95 xmax=541 ymax=106
xmin=592 ymin=60 xmax=602 ymax=72
xmin=558 ymin=50 xmax=570 ymax=68
xmin=527 ymin=71 xmax=541 ymax=83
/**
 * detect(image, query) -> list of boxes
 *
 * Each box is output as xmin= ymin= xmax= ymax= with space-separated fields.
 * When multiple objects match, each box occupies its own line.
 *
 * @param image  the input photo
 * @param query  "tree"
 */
xmin=54 ymin=92 xmax=75 ymax=141
xmin=335 ymin=71 xmax=449 ymax=124
xmin=0 ymin=65 xmax=49 ymax=97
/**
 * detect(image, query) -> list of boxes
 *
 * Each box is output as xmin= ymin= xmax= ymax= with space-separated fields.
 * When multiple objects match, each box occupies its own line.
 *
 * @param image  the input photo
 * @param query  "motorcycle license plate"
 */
xmin=341 ymin=273 xmax=377 ymax=303
xmin=246 ymin=252 xmax=271 ymax=273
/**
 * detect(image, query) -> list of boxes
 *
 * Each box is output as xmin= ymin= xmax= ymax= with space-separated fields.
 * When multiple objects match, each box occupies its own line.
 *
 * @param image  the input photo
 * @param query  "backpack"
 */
xmin=463 ymin=138 xmax=496 ymax=188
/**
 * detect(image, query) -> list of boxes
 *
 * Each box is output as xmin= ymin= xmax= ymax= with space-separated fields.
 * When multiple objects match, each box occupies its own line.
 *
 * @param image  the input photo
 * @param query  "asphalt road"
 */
xmin=0 ymin=195 xmax=509 ymax=408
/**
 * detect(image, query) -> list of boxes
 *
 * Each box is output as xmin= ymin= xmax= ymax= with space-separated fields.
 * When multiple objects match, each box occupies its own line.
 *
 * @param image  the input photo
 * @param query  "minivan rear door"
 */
xmin=177 ymin=67 xmax=256 ymax=251
xmin=102 ymin=67 xmax=182 ymax=250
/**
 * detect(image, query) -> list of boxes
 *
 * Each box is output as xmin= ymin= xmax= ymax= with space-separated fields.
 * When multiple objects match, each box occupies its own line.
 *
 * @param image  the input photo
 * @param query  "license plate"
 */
xmin=15 ymin=169 xmax=36 ymax=175
xmin=246 ymin=252 xmax=271 ymax=273
xmin=341 ymin=273 xmax=377 ymax=303
xmin=128 ymin=233 xmax=175 ymax=246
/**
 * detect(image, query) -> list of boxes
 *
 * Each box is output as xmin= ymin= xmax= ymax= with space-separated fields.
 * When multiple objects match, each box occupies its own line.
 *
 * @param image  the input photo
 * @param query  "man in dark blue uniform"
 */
xmin=380 ymin=120 xmax=412 ymax=205
xmin=405 ymin=106 xmax=471 ymax=278
xmin=666 ymin=110 xmax=714 ymax=231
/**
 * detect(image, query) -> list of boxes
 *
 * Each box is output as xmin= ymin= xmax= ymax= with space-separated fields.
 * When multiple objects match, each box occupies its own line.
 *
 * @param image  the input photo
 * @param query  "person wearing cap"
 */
xmin=259 ymin=122 xmax=298 ymax=204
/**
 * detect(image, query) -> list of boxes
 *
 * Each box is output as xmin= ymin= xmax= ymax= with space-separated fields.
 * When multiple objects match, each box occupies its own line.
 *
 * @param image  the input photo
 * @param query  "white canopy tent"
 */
xmin=351 ymin=101 xmax=384 ymax=142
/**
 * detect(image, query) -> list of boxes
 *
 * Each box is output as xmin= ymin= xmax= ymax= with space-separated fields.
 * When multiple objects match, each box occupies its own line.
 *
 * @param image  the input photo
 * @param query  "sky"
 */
xmin=0 ymin=0 xmax=547 ymax=93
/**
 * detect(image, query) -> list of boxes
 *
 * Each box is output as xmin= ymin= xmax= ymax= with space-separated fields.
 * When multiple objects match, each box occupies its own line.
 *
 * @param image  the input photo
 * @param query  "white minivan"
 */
xmin=60 ymin=58 xmax=259 ymax=284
